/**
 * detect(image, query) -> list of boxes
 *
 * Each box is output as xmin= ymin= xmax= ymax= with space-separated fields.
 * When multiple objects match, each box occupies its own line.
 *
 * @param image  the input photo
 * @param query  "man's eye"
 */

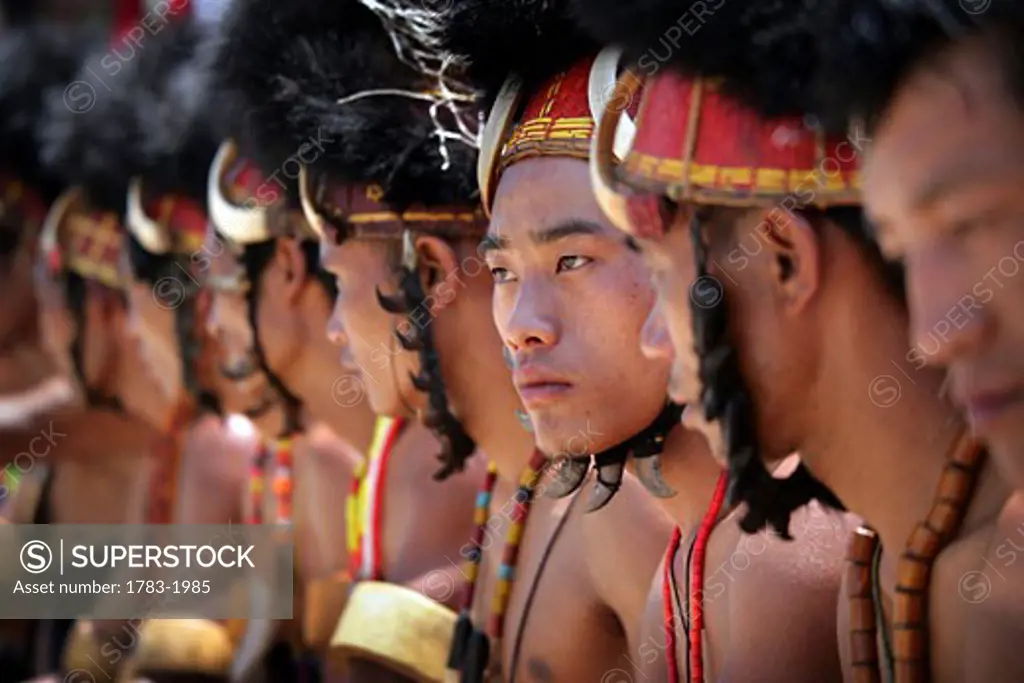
xmin=489 ymin=266 xmax=514 ymax=284
xmin=556 ymin=255 xmax=592 ymax=273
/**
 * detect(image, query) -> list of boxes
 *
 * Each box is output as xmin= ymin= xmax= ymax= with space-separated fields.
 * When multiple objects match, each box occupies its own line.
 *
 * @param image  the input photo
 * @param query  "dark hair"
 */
xmin=0 ymin=23 xmax=99 ymax=203
xmin=573 ymin=0 xmax=916 ymax=535
xmin=688 ymin=206 xmax=865 ymax=537
xmin=238 ymin=239 xmax=337 ymax=434
xmin=811 ymin=0 xmax=1024 ymax=134
xmin=442 ymin=0 xmax=597 ymax=106
xmin=213 ymin=0 xmax=486 ymax=478
xmin=39 ymin=16 xmax=216 ymax=214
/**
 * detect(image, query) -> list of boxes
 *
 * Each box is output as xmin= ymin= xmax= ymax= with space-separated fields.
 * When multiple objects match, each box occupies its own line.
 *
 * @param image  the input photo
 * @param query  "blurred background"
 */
xmin=0 ymin=0 xmax=228 ymax=26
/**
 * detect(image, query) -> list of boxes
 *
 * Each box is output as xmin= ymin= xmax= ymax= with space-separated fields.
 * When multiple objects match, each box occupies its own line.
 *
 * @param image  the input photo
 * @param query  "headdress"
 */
xmin=110 ymin=8 xmax=217 ymax=403
xmin=214 ymin=0 xmax=485 ymax=480
xmin=205 ymin=138 xmax=317 ymax=438
xmin=444 ymin=0 xmax=680 ymax=511
xmin=0 ymin=24 xmax=97 ymax=254
xmin=809 ymin=0 xmax=1024 ymax=132
xmin=579 ymin=0 xmax=855 ymax=537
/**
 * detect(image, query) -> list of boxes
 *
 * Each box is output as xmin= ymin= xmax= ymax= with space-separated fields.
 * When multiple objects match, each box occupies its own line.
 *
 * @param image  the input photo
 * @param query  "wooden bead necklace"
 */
xmin=846 ymin=432 xmax=984 ymax=683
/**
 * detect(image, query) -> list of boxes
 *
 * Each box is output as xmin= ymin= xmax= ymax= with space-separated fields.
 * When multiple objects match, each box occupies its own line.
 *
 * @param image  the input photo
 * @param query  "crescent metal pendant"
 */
xmin=543 ymin=455 xmax=590 ymax=499
xmin=632 ymin=402 xmax=684 ymax=499
xmin=586 ymin=451 xmax=626 ymax=513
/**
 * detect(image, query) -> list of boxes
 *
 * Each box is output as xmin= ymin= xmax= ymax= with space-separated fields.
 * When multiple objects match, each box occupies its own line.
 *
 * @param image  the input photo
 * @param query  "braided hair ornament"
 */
xmin=216 ymin=0 xmax=486 ymax=481
xmin=373 ymin=229 xmax=475 ymax=480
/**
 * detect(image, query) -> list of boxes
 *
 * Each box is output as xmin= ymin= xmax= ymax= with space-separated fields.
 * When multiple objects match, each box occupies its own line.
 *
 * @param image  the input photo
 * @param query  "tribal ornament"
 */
xmin=375 ymin=230 xmax=477 ymax=481
xmin=542 ymin=402 xmax=682 ymax=513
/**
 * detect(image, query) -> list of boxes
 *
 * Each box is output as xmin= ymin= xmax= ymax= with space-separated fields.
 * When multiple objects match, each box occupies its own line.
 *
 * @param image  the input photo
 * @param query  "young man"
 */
xmin=218 ymin=0 xmax=674 ymax=681
xmin=581 ymin=1 xmax=1015 ymax=680
xmin=813 ymin=2 xmax=1024 ymax=490
xmin=37 ymin=9 xmax=259 ymax=681
xmin=203 ymin=136 xmax=466 ymax=667
xmin=808 ymin=1 xmax=1024 ymax=678
xmin=0 ymin=20 xmax=160 ymax=681
xmin=446 ymin=2 xmax=859 ymax=681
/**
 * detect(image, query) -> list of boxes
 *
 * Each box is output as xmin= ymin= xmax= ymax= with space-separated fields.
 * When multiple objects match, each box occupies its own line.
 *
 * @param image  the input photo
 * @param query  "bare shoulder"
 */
xmin=758 ymin=502 xmax=859 ymax=585
xmin=715 ymin=503 xmax=858 ymax=683
xmin=580 ymin=472 xmax=674 ymax=633
xmin=300 ymin=422 xmax=362 ymax=478
xmin=391 ymin=422 xmax=441 ymax=464
xmin=581 ymin=472 xmax=674 ymax=560
xmin=950 ymin=494 xmax=1024 ymax=682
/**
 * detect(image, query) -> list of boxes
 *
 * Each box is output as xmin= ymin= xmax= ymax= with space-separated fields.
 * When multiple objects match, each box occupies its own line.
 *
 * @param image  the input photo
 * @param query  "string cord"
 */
xmin=507 ymin=489 xmax=584 ymax=683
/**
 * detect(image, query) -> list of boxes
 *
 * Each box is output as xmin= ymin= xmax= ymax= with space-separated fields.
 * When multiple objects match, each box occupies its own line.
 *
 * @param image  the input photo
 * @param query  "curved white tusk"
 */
xmin=588 ymin=46 xmax=637 ymax=162
xmin=126 ymin=177 xmax=171 ymax=254
xmin=39 ymin=186 xmax=81 ymax=261
xmin=298 ymin=164 xmax=325 ymax=241
xmin=477 ymin=73 xmax=525 ymax=216
xmin=207 ymin=140 xmax=271 ymax=244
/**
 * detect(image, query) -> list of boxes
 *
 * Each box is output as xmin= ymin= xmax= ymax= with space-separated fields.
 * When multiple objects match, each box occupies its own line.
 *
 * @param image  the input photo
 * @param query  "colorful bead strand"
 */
xmin=446 ymin=461 xmax=499 ymax=679
xmin=688 ymin=472 xmax=727 ymax=683
xmin=485 ymin=449 xmax=548 ymax=669
xmin=247 ymin=443 xmax=268 ymax=525
xmin=271 ymin=436 xmax=294 ymax=525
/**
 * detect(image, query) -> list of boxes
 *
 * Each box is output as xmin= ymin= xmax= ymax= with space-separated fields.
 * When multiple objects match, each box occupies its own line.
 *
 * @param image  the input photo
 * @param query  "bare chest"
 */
xmin=53 ymin=457 xmax=149 ymax=523
xmin=472 ymin=500 xmax=625 ymax=683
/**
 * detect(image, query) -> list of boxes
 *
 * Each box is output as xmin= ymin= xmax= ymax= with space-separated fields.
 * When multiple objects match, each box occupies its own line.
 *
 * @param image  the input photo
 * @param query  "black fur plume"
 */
xmin=812 ymin=0 xmax=1024 ymax=131
xmin=211 ymin=0 xmax=477 ymax=209
xmin=39 ymin=17 xmax=217 ymax=213
xmin=440 ymin=0 xmax=598 ymax=105
xmin=0 ymin=24 xmax=100 ymax=203
xmin=571 ymin=0 xmax=822 ymax=118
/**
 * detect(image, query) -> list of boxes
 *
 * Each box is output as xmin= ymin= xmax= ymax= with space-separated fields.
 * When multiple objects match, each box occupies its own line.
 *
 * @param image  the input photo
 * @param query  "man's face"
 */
xmin=486 ymin=157 xmax=670 ymax=457
xmin=631 ymin=203 xmax=822 ymax=467
xmin=319 ymin=236 xmax=418 ymax=417
xmin=120 ymin=252 xmax=184 ymax=402
xmin=203 ymin=236 xmax=275 ymax=417
xmin=864 ymin=37 xmax=1024 ymax=477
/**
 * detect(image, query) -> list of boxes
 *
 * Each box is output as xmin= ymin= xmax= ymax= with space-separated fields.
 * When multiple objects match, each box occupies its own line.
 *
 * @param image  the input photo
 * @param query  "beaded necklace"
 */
xmin=271 ymin=435 xmax=295 ymax=525
xmin=663 ymin=472 xmax=727 ymax=683
xmin=446 ymin=449 xmax=548 ymax=683
xmin=246 ymin=442 xmax=269 ymax=525
xmin=447 ymin=461 xmax=500 ymax=681
xmin=346 ymin=416 xmax=405 ymax=580
xmin=846 ymin=432 xmax=984 ymax=683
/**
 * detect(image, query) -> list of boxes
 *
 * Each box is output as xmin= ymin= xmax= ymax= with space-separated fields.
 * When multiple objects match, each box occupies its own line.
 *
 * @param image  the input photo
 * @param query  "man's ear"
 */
xmin=757 ymin=207 xmax=820 ymax=315
xmin=274 ymin=238 xmax=310 ymax=304
xmin=413 ymin=235 xmax=462 ymax=315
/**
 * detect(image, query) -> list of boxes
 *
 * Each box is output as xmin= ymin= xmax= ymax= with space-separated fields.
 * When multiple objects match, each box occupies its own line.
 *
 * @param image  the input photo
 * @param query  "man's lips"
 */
xmin=513 ymin=367 xmax=573 ymax=406
xmin=956 ymin=385 xmax=1024 ymax=427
